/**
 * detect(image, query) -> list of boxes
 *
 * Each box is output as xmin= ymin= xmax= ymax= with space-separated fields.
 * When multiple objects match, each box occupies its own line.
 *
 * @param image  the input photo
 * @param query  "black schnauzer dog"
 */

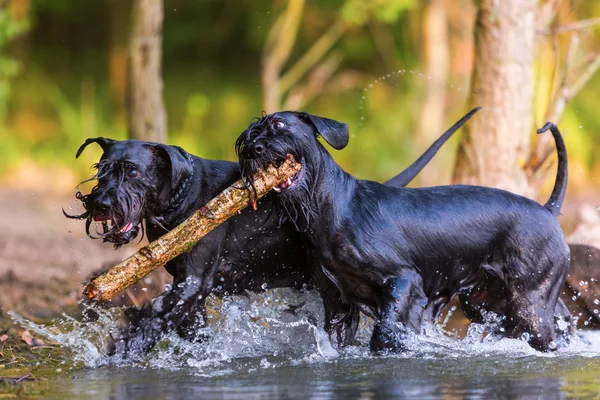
xmin=65 ymin=109 xmax=478 ymax=356
xmin=236 ymin=111 xmax=571 ymax=352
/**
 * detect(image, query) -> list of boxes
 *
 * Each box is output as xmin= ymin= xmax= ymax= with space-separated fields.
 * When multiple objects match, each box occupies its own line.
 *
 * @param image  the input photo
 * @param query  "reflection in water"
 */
xmin=51 ymin=357 xmax=600 ymax=399
xmin=11 ymin=289 xmax=600 ymax=399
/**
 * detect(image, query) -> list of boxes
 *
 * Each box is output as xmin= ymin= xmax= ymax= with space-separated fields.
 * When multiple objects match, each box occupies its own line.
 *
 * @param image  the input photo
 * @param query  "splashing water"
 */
xmin=10 ymin=287 xmax=600 ymax=377
xmin=10 ymin=288 xmax=339 ymax=372
xmin=9 ymin=289 xmax=600 ymax=399
xmin=357 ymin=69 xmax=469 ymax=129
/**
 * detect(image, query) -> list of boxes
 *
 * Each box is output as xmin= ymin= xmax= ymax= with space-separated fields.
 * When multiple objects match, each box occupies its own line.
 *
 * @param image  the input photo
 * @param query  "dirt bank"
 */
xmin=0 ymin=188 xmax=170 ymax=321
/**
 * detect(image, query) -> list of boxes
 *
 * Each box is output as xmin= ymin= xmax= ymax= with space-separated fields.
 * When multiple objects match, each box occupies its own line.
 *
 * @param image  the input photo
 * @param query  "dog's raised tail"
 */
xmin=537 ymin=122 xmax=568 ymax=217
xmin=385 ymin=107 xmax=481 ymax=187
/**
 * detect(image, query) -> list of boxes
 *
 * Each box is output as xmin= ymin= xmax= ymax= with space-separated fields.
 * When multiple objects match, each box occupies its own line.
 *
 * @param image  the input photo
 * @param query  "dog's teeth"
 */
xmin=273 ymin=187 xmax=281 ymax=192
xmin=287 ymin=178 xmax=292 ymax=185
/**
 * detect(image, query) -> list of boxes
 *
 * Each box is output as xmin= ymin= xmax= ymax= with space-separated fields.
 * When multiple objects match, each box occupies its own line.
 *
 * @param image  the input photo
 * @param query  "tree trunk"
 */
xmin=453 ymin=0 xmax=536 ymax=196
xmin=417 ymin=0 xmax=449 ymax=186
xmin=261 ymin=0 xmax=305 ymax=113
xmin=107 ymin=0 xmax=129 ymax=118
xmin=128 ymin=0 xmax=167 ymax=143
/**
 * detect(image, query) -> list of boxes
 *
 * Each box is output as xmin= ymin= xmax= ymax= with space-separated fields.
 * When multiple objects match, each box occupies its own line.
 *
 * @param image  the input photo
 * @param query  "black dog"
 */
xmin=65 ymin=109 xmax=478 ymax=355
xmin=236 ymin=111 xmax=571 ymax=352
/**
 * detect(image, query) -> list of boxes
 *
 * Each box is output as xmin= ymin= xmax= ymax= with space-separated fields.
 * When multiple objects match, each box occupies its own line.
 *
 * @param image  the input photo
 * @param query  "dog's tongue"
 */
xmin=120 ymin=221 xmax=134 ymax=233
xmin=279 ymin=177 xmax=293 ymax=190
xmin=93 ymin=215 xmax=111 ymax=222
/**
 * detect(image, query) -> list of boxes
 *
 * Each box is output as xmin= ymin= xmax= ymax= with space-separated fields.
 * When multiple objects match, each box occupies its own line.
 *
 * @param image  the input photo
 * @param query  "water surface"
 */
xmin=12 ymin=289 xmax=600 ymax=399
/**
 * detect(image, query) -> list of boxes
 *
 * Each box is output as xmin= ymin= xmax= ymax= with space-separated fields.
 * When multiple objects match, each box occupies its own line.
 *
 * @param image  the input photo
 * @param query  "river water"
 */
xmin=11 ymin=289 xmax=600 ymax=399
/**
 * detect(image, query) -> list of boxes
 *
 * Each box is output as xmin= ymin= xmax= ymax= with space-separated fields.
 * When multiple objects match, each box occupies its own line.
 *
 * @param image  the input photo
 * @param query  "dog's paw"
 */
xmin=107 ymin=322 xmax=162 ymax=359
xmin=102 ymin=307 xmax=161 ymax=359
xmin=369 ymin=324 xmax=407 ymax=354
xmin=176 ymin=323 xmax=209 ymax=343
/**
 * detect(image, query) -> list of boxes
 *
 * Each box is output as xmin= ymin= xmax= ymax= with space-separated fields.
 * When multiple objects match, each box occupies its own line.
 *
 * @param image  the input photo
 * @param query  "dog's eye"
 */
xmin=274 ymin=121 xmax=285 ymax=129
xmin=127 ymin=168 xmax=139 ymax=178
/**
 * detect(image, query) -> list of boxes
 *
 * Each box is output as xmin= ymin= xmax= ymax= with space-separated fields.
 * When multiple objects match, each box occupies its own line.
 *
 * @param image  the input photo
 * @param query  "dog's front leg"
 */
xmin=320 ymin=286 xmax=360 ymax=348
xmin=312 ymin=262 xmax=360 ymax=348
xmin=175 ymin=302 xmax=209 ymax=342
xmin=324 ymin=299 xmax=360 ymax=349
xmin=370 ymin=270 xmax=428 ymax=353
xmin=109 ymin=246 xmax=224 ymax=357
xmin=108 ymin=270 xmax=208 ymax=357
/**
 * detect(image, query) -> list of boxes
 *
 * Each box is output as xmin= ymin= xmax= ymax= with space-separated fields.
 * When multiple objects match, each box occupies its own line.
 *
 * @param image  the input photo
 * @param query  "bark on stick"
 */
xmin=83 ymin=155 xmax=301 ymax=301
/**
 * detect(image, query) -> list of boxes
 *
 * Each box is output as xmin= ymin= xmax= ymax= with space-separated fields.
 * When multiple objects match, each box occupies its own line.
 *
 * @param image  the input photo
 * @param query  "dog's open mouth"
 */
xmin=93 ymin=215 xmax=137 ymax=234
xmin=272 ymin=158 xmax=305 ymax=193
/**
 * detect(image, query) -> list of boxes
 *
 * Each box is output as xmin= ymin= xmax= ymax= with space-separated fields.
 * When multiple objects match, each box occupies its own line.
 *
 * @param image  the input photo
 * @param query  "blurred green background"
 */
xmin=0 ymin=0 xmax=599 ymax=194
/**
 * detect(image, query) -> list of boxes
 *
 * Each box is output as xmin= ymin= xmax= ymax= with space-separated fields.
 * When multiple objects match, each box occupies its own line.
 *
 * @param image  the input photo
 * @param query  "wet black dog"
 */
xmin=65 ymin=111 xmax=477 ymax=356
xmin=236 ymin=111 xmax=571 ymax=352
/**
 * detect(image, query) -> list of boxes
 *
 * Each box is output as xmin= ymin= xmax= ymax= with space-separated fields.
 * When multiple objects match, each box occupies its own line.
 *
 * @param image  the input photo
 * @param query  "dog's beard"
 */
xmin=275 ymin=170 xmax=318 ymax=232
xmin=64 ymin=161 xmax=153 ymax=248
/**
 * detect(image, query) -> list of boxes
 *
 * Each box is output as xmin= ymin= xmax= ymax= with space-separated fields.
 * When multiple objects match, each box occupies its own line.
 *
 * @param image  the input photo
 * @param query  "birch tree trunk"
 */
xmin=453 ymin=0 xmax=536 ymax=195
xmin=417 ymin=0 xmax=449 ymax=186
xmin=128 ymin=0 xmax=167 ymax=143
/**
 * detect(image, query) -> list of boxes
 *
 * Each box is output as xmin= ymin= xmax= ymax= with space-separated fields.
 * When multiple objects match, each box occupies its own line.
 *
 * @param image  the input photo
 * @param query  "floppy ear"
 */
xmin=76 ymin=137 xmax=117 ymax=158
xmin=304 ymin=114 xmax=349 ymax=150
xmin=153 ymin=144 xmax=194 ymax=191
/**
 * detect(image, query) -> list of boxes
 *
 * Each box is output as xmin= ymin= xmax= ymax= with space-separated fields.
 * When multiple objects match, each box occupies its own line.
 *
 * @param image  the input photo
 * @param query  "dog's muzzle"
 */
xmin=65 ymin=188 xmax=144 ymax=247
xmin=239 ymin=150 xmax=304 ymax=194
xmin=238 ymin=143 xmax=303 ymax=193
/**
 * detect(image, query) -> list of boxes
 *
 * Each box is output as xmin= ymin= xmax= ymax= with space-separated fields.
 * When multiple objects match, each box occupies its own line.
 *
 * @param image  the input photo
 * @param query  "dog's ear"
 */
xmin=153 ymin=144 xmax=194 ymax=191
xmin=76 ymin=137 xmax=117 ymax=158
xmin=304 ymin=114 xmax=349 ymax=150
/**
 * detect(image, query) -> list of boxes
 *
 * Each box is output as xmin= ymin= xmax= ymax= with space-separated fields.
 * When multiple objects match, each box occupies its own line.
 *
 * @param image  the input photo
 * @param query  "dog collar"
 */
xmin=161 ymin=152 xmax=195 ymax=218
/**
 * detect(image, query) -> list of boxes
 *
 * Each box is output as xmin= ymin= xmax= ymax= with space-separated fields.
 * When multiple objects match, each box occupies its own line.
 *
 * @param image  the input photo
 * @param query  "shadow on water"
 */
xmin=9 ymin=289 xmax=600 ymax=399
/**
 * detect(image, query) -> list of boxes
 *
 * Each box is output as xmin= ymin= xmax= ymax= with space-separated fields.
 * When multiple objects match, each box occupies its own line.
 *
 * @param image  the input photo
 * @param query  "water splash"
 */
xmin=10 ymin=289 xmax=600 ymax=376
xmin=357 ymin=68 xmax=468 ymax=130
xmin=10 ymin=288 xmax=334 ymax=372
xmin=10 ymin=308 xmax=118 ymax=368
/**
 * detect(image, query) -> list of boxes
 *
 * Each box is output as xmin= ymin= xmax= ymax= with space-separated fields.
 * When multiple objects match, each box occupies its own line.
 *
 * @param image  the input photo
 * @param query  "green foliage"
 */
xmin=0 ymin=6 xmax=29 ymax=120
xmin=341 ymin=0 xmax=415 ymax=25
xmin=0 ymin=0 xmax=599 ymax=189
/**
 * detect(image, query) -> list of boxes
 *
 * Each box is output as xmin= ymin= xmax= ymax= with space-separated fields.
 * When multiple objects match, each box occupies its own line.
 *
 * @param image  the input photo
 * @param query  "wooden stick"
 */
xmin=83 ymin=155 xmax=301 ymax=301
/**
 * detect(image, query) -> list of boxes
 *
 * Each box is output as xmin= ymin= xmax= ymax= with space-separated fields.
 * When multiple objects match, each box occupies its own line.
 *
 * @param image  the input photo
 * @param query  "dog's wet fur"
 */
xmin=68 ymin=110 xmax=478 ymax=356
xmin=236 ymin=111 xmax=572 ymax=352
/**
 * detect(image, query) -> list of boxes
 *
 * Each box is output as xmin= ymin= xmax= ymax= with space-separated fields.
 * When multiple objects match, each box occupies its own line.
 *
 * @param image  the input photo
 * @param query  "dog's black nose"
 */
xmin=245 ymin=140 xmax=266 ymax=155
xmin=94 ymin=194 xmax=112 ymax=213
